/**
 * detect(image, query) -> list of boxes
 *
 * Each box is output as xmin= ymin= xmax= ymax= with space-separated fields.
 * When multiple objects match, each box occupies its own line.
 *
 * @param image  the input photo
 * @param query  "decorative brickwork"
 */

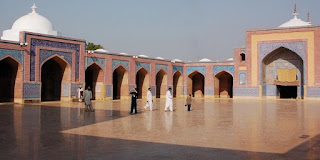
xmin=86 ymin=57 xmax=105 ymax=69
xmin=173 ymin=66 xmax=183 ymax=75
xmin=156 ymin=64 xmax=168 ymax=73
xmin=213 ymin=65 xmax=234 ymax=75
xmin=23 ymin=83 xmax=40 ymax=98
xmin=186 ymin=66 xmax=205 ymax=75
xmin=307 ymin=87 xmax=320 ymax=97
xmin=136 ymin=62 xmax=150 ymax=72
xmin=112 ymin=60 xmax=129 ymax=71
xmin=40 ymin=50 xmax=72 ymax=66
xmin=234 ymin=87 xmax=259 ymax=97
xmin=106 ymin=85 xmax=113 ymax=97
xmin=0 ymin=49 xmax=23 ymax=64
xmin=61 ymin=84 xmax=70 ymax=97
xmin=239 ymin=71 xmax=246 ymax=85
xmin=205 ymin=87 xmax=214 ymax=95
xmin=30 ymin=38 xmax=80 ymax=81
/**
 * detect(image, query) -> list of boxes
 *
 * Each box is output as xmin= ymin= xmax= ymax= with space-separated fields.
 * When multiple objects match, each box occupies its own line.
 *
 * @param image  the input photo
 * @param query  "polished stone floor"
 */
xmin=0 ymin=98 xmax=320 ymax=160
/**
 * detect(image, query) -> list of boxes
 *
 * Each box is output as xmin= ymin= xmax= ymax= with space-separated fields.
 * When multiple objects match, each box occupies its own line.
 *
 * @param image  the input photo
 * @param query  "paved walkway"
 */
xmin=0 ymin=98 xmax=320 ymax=159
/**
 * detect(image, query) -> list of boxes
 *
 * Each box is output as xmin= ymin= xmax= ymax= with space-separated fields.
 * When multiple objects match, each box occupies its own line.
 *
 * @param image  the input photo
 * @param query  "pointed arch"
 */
xmin=156 ymin=69 xmax=167 ymax=98
xmin=214 ymin=71 xmax=233 ymax=98
xmin=41 ymin=56 xmax=71 ymax=101
xmin=113 ymin=65 xmax=129 ymax=100
xmin=136 ymin=68 xmax=149 ymax=99
xmin=173 ymin=70 xmax=183 ymax=98
xmin=187 ymin=71 xmax=205 ymax=97
xmin=85 ymin=62 xmax=104 ymax=100
xmin=0 ymin=56 xmax=23 ymax=102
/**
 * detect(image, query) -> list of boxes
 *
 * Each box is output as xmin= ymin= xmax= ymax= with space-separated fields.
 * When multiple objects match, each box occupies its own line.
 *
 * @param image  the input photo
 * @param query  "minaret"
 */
xmin=293 ymin=3 xmax=298 ymax=19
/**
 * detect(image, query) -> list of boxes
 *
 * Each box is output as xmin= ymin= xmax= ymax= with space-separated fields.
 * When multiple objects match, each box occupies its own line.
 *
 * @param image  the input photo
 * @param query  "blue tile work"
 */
xmin=234 ymin=87 xmax=259 ymax=97
xmin=307 ymin=88 xmax=320 ymax=97
xmin=186 ymin=66 xmax=206 ymax=75
xmin=205 ymin=87 xmax=214 ymax=95
xmin=0 ymin=49 xmax=23 ymax=64
xmin=150 ymin=85 xmax=156 ymax=96
xmin=71 ymin=83 xmax=82 ymax=97
xmin=262 ymin=84 xmax=277 ymax=96
xmin=239 ymin=71 xmax=246 ymax=85
xmin=173 ymin=66 xmax=183 ymax=74
xmin=259 ymin=42 xmax=306 ymax=84
xmin=86 ymin=57 xmax=105 ymax=69
xmin=156 ymin=64 xmax=168 ymax=73
xmin=23 ymin=83 xmax=41 ymax=98
xmin=30 ymin=38 xmax=81 ymax=81
xmin=61 ymin=84 xmax=70 ymax=97
xmin=213 ymin=66 xmax=234 ymax=76
xmin=183 ymin=86 xmax=187 ymax=95
xmin=106 ymin=85 xmax=113 ymax=97
xmin=40 ymin=50 xmax=72 ymax=66
xmin=112 ymin=60 xmax=129 ymax=71
xmin=136 ymin=62 xmax=150 ymax=72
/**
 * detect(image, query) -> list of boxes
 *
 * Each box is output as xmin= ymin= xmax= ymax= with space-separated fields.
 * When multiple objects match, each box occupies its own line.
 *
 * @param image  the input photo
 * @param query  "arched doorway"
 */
xmin=156 ymin=69 xmax=167 ymax=98
xmin=136 ymin=68 xmax=149 ymax=99
xmin=262 ymin=47 xmax=303 ymax=99
xmin=0 ymin=57 xmax=21 ymax=102
xmin=214 ymin=71 xmax=233 ymax=98
xmin=41 ymin=56 xmax=70 ymax=101
xmin=113 ymin=66 xmax=129 ymax=100
xmin=187 ymin=71 xmax=204 ymax=98
xmin=85 ymin=63 xmax=103 ymax=100
xmin=173 ymin=71 xmax=183 ymax=97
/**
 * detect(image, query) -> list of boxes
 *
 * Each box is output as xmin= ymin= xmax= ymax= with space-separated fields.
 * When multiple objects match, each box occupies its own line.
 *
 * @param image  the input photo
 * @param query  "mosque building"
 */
xmin=0 ymin=4 xmax=319 ymax=103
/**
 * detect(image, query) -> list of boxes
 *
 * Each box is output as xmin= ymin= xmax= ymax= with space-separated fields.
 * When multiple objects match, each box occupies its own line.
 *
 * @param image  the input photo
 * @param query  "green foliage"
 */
xmin=86 ymin=42 xmax=104 ymax=50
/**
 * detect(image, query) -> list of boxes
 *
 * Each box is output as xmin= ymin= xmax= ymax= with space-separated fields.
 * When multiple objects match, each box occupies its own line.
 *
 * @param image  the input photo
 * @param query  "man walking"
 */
xmin=130 ymin=88 xmax=138 ymax=114
xmin=84 ymin=86 xmax=94 ymax=112
xmin=165 ymin=88 xmax=173 ymax=112
xmin=185 ymin=94 xmax=192 ymax=111
xmin=144 ymin=88 xmax=153 ymax=111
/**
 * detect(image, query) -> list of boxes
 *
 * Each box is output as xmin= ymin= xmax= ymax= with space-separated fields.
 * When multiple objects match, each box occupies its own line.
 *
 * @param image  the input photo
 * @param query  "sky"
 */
xmin=0 ymin=0 xmax=319 ymax=61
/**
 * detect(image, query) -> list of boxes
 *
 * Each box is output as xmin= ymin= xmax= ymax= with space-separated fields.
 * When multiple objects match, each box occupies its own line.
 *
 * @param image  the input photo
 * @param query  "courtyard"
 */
xmin=0 ymin=98 xmax=319 ymax=159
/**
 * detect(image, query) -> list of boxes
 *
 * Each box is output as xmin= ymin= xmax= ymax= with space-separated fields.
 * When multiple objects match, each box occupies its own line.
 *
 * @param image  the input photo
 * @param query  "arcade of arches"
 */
xmin=262 ymin=47 xmax=303 ymax=99
xmin=173 ymin=71 xmax=183 ymax=98
xmin=113 ymin=66 xmax=129 ymax=100
xmin=156 ymin=70 xmax=167 ymax=98
xmin=41 ymin=57 xmax=70 ymax=101
xmin=187 ymin=71 xmax=204 ymax=98
xmin=136 ymin=68 xmax=149 ymax=99
xmin=214 ymin=71 xmax=233 ymax=98
xmin=0 ymin=57 xmax=22 ymax=103
xmin=85 ymin=63 xmax=104 ymax=100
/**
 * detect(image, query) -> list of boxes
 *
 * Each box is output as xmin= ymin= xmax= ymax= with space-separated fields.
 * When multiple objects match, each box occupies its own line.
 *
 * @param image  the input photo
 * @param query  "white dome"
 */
xmin=95 ymin=49 xmax=109 ymax=53
xmin=1 ymin=4 xmax=58 ymax=41
xmin=226 ymin=58 xmax=233 ymax=61
xmin=138 ymin=54 xmax=148 ymax=58
xmin=119 ymin=52 xmax=128 ymax=55
xmin=279 ymin=14 xmax=311 ymax=28
xmin=199 ymin=58 xmax=211 ymax=62
xmin=156 ymin=57 xmax=164 ymax=60
xmin=173 ymin=59 xmax=182 ymax=62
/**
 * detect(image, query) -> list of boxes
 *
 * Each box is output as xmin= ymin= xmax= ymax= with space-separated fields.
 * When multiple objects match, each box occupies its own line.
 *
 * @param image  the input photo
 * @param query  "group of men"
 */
xmin=77 ymin=86 xmax=95 ymax=112
xmin=129 ymin=87 xmax=192 ymax=114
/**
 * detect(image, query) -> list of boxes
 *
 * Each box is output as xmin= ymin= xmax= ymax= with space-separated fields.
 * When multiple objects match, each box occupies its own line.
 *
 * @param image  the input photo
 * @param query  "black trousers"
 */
xmin=187 ymin=104 xmax=191 ymax=111
xmin=130 ymin=102 xmax=137 ymax=113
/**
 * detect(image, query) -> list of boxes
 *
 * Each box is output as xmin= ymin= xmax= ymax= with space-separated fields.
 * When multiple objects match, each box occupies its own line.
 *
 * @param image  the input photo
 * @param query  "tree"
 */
xmin=86 ymin=42 xmax=104 ymax=50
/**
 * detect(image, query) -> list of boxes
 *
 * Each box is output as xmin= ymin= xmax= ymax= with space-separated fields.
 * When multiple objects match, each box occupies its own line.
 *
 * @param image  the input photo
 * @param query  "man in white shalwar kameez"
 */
xmin=144 ymin=88 xmax=153 ymax=111
xmin=165 ymin=88 xmax=173 ymax=112
xmin=77 ymin=85 xmax=83 ymax=102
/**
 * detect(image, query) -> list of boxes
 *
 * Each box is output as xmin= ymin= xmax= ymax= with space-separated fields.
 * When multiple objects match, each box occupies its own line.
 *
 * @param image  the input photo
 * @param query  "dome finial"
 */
xmin=31 ymin=4 xmax=37 ymax=13
xmin=307 ymin=12 xmax=311 ymax=23
xmin=292 ymin=3 xmax=298 ymax=19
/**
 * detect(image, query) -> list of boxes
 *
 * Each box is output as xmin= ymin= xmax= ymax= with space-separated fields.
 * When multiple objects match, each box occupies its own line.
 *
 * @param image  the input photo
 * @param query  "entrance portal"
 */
xmin=136 ymin=68 xmax=149 ymax=99
xmin=187 ymin=71 xmax=204 ymax=97
xmin=41 ymin=57 xmax=69 ymax=101
xmin=0 ymin=57 xmax=20 ymax=102
xmin=156 ymin=70 xmax=167 ymax=98
xmin=85 ymin=63 xmax=103 ymax=100
xmin=278 ymin=86 xmax=297 ymax=99
xmin=214 ymin=71 xmax=233 ymax=98
xmin=173 ymin=71 xmax=183 ymax=98
xmin=113 ymin=66 xmax=129 ymax=100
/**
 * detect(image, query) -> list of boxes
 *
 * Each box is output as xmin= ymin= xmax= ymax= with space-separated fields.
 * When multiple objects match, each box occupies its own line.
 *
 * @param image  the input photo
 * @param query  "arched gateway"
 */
xmin=187 ymin=71 xmax=205 ymax=97
xmin=113 ymin=66 xmax=129 ymax=100
xmin=85 ymin=63 xmax=104 ymax=100
xmin=214 ymin=71 xmax=233 ymax=98
xmin=156 ymin=69 xmax=167 ymax=98
xmin=136 ymin=68 xmax=149 ymax=99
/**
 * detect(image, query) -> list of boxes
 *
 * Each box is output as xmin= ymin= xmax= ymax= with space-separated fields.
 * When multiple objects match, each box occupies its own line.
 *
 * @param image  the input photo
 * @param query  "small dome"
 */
xmin=199 ymin=58 xmax=211 ymax=62
xmin=138 ymin=55 xmax=148 ymax=58
xmin=119 ymin=52 xmax=128 ymax=55
xmin=226 ymin=58 xmax=233 ymax=61
xmin=279 ymin=5 xmax=311 ymax=28
xmin=1 ymin=4 xmax=58 ymax=41
xmin=172 ymin=59 xmax=182 ymax=62
xmin=95 ymin=49 xmax=109 ymax=53
xmin=156 ymin=57 xmax=164 ymax=60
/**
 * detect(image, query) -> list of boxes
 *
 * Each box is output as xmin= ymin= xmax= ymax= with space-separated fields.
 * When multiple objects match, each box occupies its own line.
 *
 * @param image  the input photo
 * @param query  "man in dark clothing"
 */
xmin=130 ymin=88 xmax=138 ymax=114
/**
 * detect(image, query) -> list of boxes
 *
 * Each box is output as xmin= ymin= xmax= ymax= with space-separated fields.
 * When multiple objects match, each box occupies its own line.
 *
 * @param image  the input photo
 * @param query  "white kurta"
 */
xmin=144 ymin=90 xmax=153 ymax=111
xmin=77 ymin=87 xmax=83 ymax=102
xmin=165 ymin=90 xmax=173 ymax=111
